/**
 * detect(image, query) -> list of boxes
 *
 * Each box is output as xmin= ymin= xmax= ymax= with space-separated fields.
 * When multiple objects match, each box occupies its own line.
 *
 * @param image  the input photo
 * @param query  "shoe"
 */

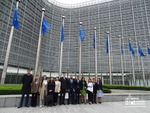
xmin=99 ymin=102 xmax=101 ymax=104
xmin=31 ymin=106 xmax=36 ymax=107
xmin=62 ymin=103 xmax=66 ymax=105
xmin=49 ymin=104 xmax=52 ymax=107
xmin=25 ymin=105 xmax=29 ymax=107
xmin=40 ymin=105 xmax=42 ymax=107
xmin=89 ymin=102 xmax=92 ymax=105
xmin=18 ymin=106 xmax=22 ymax=108
xmin=53 ymin=104 xmax=56 ymax=106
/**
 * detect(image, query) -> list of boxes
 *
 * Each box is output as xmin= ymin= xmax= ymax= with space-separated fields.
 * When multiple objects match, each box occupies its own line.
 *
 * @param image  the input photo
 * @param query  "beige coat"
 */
xmin=31 ymin=81 xmax=40 ymax=93
xmin=39 ymin=80 xmax=48 ymax=100
xmin=55 ymin=81 xmax=61 ymax=93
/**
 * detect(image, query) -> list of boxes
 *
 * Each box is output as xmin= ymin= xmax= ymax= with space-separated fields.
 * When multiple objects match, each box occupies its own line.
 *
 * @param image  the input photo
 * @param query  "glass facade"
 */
xmin=0 ymin=0 xmax=150 ymax=85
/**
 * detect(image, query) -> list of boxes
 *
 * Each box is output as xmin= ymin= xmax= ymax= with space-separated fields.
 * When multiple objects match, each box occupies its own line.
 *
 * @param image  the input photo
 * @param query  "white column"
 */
xmin=34 ymin=8 xmax=45 ymax=77
xmin=107 ymin=31 xmax=112 ymax=84
xmin=94 ymin=27 xmax=98 ymax=81
xmin=119 ymin=35 xmax=124 ymax=85
xmin=1 ymin=0 xmax=21 ymax=85
xmin=79 ymin=22 xmax=82 ymax=77
xmin=129 ymin=39 xmax=136 ymax=86
xmin=59 ymin=16 xmax=65 ymax=77
xmin=140 ymin=57 xmax=146 ymax=86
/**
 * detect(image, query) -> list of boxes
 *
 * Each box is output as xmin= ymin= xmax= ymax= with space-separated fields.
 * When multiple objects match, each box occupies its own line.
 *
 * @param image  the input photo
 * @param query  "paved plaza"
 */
xmin=0 ymin=101 xmax=149 ymax=113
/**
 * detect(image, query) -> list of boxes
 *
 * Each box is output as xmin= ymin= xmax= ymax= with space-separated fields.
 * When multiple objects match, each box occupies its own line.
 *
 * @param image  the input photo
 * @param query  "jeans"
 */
xmin=19 ymin=92 xmax=29 ymax=107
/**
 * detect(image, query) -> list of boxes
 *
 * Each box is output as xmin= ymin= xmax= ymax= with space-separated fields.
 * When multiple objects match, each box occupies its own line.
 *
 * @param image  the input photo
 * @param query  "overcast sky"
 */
xmin=53 ymin=0 xmax=91 ymax=4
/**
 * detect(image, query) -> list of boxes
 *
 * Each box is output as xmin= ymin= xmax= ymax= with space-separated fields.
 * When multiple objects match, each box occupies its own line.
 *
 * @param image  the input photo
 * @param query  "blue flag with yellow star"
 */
xmin=128 ymin=42 xmax=135 ymax=57
xmin=42 ymin=18 xmax=50 ymax=35
xmin=79 ymin=26 xmax=85 ymax=41
xmin=148 ymin=46 xmax=150 ymax=55
xmin=61 ymin=26 xmax=64 ymax=42
xmin=138 ymin=44 xmax=146 ymax=57
xmin=12 ymin=5 xmax=20 ymax=29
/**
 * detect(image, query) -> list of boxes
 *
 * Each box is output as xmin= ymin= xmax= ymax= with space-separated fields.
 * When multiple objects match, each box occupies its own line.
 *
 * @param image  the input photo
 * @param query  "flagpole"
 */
xmin=129 ymin=39 xmax=136 ymax=86
xmin=94 ymin=27 xmax=98 ymax=81
xmin=119 ymin=35 xmax=124 ymax=85
xmin=34 ymin=8 xmax=45 ymax=77
xmin=1 ymin=0 xmax=21 ymax=85
xmin=107 ymin=31 xmax=112 ymax=84
xmin=79 ymin=22 xmax=82 ymax=77
xmin=138 ymin=41 xmax=146 ymax=86
xmin=59 ymin=16 xmax=65 ymax=77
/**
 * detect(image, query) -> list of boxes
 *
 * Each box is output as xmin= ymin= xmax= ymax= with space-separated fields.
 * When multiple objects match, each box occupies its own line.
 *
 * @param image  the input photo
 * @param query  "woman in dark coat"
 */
xmin=47 ymin=77 xmax=55 ymax=107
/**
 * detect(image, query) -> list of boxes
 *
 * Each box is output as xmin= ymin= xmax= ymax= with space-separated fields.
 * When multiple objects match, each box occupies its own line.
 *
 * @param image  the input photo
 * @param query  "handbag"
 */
xmin=46 ymin=94 xmax=53 ymax=102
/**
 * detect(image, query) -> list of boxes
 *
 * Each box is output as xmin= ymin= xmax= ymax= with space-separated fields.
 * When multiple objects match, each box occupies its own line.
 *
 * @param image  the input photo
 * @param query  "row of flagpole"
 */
xmin=106 ymin=33 xmax=150 ymax=86
xmin=1 ymin=0 xmax=21 ymax=84
xmin=0 ymin=0 xmax=51 ymax=84
xmin=1 ymin=0 xmax=150 ymax=86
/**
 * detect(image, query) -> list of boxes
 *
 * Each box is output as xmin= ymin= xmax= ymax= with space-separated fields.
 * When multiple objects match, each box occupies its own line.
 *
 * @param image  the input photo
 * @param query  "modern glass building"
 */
xmin=0 ymin=0 xmax=150 ymax=85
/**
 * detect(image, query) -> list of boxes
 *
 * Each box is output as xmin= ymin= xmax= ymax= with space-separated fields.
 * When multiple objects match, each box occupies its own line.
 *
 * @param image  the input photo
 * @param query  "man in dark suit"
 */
xmin=59 ymin=73 xmax=68 ymax=105
xmin=92 ymin=78 xmax=97 ymax=104
xmin=75 ymin=75 xmax=81 ymax=104
xmin=18 ymin=69 xmax=33 ymax=108
xmin=68 ymin=75 xmax=76 ymax=105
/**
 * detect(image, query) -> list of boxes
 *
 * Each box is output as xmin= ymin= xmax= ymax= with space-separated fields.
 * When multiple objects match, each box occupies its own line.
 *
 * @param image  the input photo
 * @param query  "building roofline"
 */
xmin=45 ymin=0 xmax=113 ymax=8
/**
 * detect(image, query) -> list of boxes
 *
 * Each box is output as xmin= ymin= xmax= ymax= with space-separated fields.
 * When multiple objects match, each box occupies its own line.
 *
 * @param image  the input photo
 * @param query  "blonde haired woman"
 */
xmin=31 ymin=75 xmax=40 ymax=107
xmin=39 ymin=75 xmax=47 ymax=107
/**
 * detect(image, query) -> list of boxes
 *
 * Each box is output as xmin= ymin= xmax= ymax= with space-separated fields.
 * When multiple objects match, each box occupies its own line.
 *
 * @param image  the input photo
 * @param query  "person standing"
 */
xmin=39 ymin=75 xmax=48 ymax=107
xmin=31 ymin=75 xmax=40 ymax=107
xmin=97 ymin=78 xmax=103 ymax=104
xmin=59 ymin=73 xmax=68 ymax=105
xmin=18 ymin=70 xmax=33 ymax=108
xmin=92 ymin=78 xmax=97 ymax=104
xmin=47 ymin=77 xmax=55 ymax=107
xmin=68 ymin=75 xmax=76 ymax=105
xmin=80 ymin=77 xmax=87 ymax=104
xmin=54 ymin=77 xmax=61 ymax=106
xmin=75 ymin=75 xmax=81 ymax=104
xmin=87 ymin=78 xmax=93 ymax=105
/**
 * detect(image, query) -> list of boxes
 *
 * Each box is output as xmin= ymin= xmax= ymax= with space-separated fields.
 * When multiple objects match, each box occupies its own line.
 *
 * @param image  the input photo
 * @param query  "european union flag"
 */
xmin=93 ymin=32 xmax=95 ymax=49
xmin=61 ymin=26 xmax=64 ymax=42
xmin=12 ymin=5 xmax=20 ymax=29
xmin=79 ymin=26 xmax=84 ymax=41
xmin=138 ymin=44 xmax=146 ymax=57
xmin=106 ymin=36 xmax=109 ymax=53
xmin=148 ymin=46 xmax=150 ymax=55
xmin=121 ymin=44 xmax=124 ymax=55
xmin=128 ymin=42 xmax=135 ymax=56
xmin=42 ymin=18 xmax=50 ymax=35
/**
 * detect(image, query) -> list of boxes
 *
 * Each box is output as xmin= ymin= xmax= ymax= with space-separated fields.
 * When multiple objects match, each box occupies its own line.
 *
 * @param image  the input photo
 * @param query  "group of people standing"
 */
xmin=18 ymin=70 xmax=103 ymax=108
